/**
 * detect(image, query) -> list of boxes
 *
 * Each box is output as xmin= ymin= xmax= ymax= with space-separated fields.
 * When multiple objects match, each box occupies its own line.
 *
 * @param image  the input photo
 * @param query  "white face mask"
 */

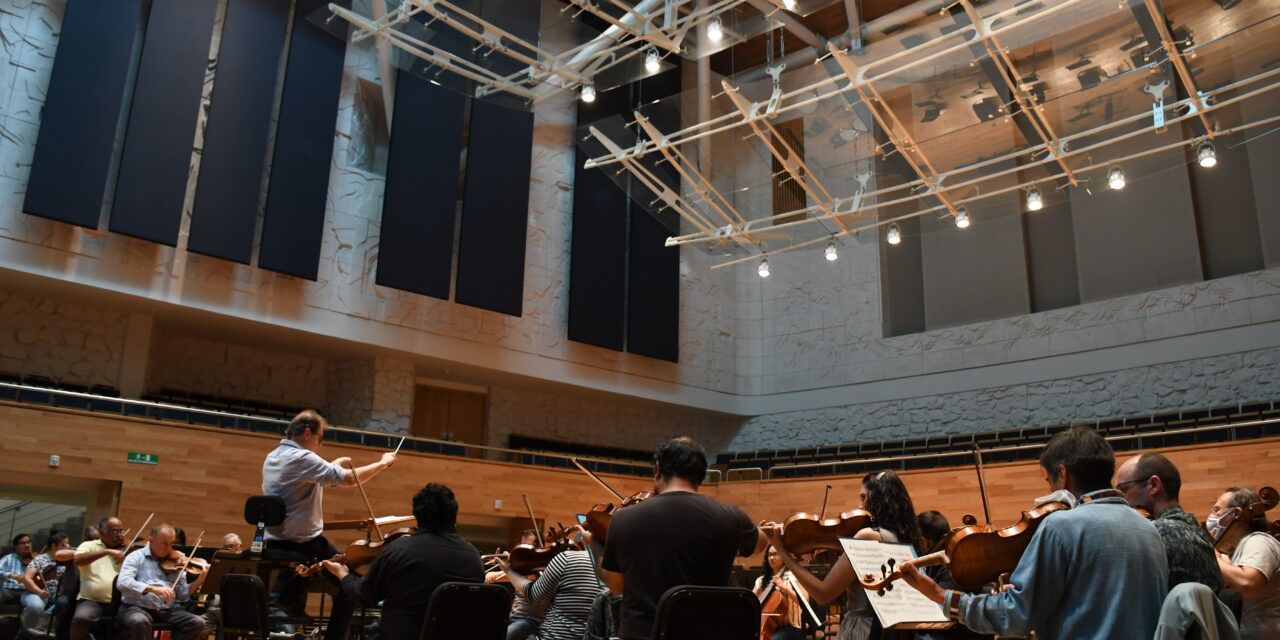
xmin=1206 ymin=513 xmax=1225 ymax=539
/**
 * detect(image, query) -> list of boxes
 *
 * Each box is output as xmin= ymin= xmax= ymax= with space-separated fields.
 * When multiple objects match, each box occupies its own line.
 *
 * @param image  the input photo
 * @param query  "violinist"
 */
xmin=0 ymin=533 xmax=33 ymax=608
xmin=913 ymin=513 xmax=988 ymax=640
xmin=1115 ymin=453 xmax=1222 ymax=591
xmin=319 ymin=483 xmax=483 ymax=640
xmin=752 ymin=546 xmax=808 ymax=640
xmin=19 ymin=530 xmax=72 ymax=634
xmin=116 ymin=523 xmax=207 ymax=640
xmin=69 ymin=517 xmax=127 ymax=640
xmin=599 ymin=437 xmax=766 ymax=640
xmin=494 ymin=529 xmax=600 ymax=640
xmin=261 ymin=409 xmax=396 ymax=640
xmin=762 ymin=470 xmax=923 ymax=640
xmin=489 ymin=529 xmax=546 ymax=640
xmin=1210 ymin=487 xmax=1280 ymax=639
xmin=899 ymin=425 xmax=1168 ymax=640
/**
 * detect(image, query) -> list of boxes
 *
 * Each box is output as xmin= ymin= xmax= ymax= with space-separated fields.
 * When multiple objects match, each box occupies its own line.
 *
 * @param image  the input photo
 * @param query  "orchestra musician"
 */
xmin=899 ymin=425 xmax=1168 ymax=639
xmin=1210 ymin=487 xmax=1280 ymax=639
xmin=762 ymin=470 xmax=924 ymax=640
xmin=1114 ymin=452 xmax=1222 ymax=591
xmin=751 ymin=546 xmax=808 ymax=640
xmin=219 ymin=533 xmax=242 ymax=555
xmin=599 ymin=437 xmax=767 ymax=640
xmin=494 ymin=532 xmax=601 ymax=640
xmin=19 ymin=530 xmax=72 ymax=634
xmin=69 ymin=517 xmax=127 ymax=640
xmin=487 ymin=529 xmax=546 ymax=640
xmin=912 ymin=513 xmax=988 ymax=640
xmin=261 ymin=409 xmax=396 ymax=640
xmin=0 ymin=533 xmax=33 ymax=609
xmin=116 ymin=523 xmax=207 ymax=640
xmin=319 ymin=483 xmax=484 ymax=640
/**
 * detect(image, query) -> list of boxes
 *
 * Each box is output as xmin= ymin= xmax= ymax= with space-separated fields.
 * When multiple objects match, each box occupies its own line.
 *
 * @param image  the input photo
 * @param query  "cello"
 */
xmin=1213 ymin=486 xmax=1278 ymax=553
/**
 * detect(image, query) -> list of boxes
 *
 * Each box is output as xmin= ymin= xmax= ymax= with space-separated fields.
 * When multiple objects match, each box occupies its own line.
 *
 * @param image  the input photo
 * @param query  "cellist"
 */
xmin=898 ymin=426 xmax=1167 ymax=640
xmin=752 ymin=546 xmax=808 ymax=640
xmin=1209 ymin=487 xmax=1280 ymax=639
xmin=261 ymin=409 xmax=396 ymax=640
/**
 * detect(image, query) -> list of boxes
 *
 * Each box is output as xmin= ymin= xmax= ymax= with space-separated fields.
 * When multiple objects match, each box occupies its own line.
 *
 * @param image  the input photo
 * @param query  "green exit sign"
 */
xmin=127 ymin=452 xmax=158 ymax=465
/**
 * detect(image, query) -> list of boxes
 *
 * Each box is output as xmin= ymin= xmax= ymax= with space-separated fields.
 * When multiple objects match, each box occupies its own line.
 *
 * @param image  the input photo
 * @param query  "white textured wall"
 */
xmin=147 ymin=333 xmax=329 ymax=409
xmin=0 ymin=288 xmax=127 ymax=387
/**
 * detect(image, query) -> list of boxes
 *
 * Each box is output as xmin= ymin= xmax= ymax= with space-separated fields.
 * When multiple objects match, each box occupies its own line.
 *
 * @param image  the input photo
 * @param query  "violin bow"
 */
xmin=122 ymin=513 xmax=155 ymax=557
xmin=346 ymin=461 xmax=384 ymax=542
xmin=972 ymin=445 xmax=993 ymax=527
xmin=522 ymin=493 xmax=545 ymax=547
xmin=571 ymin=458 xmax=624 ymax=501
xmin=170 ymin=531 xmax=205 ymax=590
xmin=820 ymin=485 xmax=832 ymax=520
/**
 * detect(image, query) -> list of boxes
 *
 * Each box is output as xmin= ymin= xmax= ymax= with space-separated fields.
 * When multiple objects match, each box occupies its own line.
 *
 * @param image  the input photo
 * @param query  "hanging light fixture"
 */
xmin=887 ymin=223 xmax=902 ymax=245
xmin=580 ymin=82 xmax=596 ymax=103
xmin=757 ymin=258 xmax=771 ymax=278
xmin=1107 ymin=165 xmax=1126 ymax=190
xmin=1026 ymin=186 xmax=1044 ymax=211
xmin=708 ymin=17 xmax=724 ymax=43
xmin=645 ymin=48 xmax=660 ymax=74
xmin=1197 ymin=141 xmax=1217 ymax=168
xmin=824 ymin=241 xmax=838 ymax=262
xmin=783 ymin=0 xmax=799 ymax=9
xmin=954 ymin=206 xmax=971 ymax=229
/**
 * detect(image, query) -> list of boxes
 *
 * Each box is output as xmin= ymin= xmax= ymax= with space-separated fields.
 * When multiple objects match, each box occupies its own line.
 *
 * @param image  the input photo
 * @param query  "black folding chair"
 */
xmin=218 ymin=574 xmax=270 ymax=640
xmin=419 ymin=582 xmax=509 ymax=640
xmin=651 ymin=585 xmax=759 ymax=640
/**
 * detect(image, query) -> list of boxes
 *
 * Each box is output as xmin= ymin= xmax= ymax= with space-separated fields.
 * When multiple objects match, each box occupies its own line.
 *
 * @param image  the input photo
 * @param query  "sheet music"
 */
xmin=839 ymin=538 xmax=951 ymax=629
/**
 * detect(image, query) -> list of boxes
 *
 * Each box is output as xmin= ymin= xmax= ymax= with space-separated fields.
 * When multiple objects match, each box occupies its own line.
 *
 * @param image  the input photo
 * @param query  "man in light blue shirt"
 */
xmin=116 ymin=523 xmax=207 ymax=640
xmin=901 ymin=425 xmax=1168 ymax=640
xmin=262 ymin=410 xmax=396 ymax=640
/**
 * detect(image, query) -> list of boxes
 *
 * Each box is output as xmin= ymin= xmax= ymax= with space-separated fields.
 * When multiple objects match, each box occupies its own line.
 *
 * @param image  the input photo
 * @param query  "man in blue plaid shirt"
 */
xmin=0 ymin=533 xmax=34 ymax=607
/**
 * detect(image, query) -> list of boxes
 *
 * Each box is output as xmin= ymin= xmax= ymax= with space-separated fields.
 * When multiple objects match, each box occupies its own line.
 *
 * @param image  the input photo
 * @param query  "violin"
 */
xmin=583 ymin=491 xmax=653 ymax=544
xmin=775 ymin=508 xmax=873 ymax=555
xmin=1213 ymin=486 xmax=1278 ymax=552
xmin=295 ymin=527 xmax=415 ymax=578
xmin=859 ymin=500 xmax=1070 ymax=594
xmin=158 ymin=552 xmax=209 ymax=577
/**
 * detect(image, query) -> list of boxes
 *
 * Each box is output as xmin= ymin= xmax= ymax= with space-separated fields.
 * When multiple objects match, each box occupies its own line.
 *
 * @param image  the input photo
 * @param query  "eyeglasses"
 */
xmin=1115 ymin=476 xmax=1153 ymax=492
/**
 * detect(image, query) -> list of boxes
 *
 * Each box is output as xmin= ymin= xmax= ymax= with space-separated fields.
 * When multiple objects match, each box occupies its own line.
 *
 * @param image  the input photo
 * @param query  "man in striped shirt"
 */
xmin=496 ymin=544 xmax=603 ymax=640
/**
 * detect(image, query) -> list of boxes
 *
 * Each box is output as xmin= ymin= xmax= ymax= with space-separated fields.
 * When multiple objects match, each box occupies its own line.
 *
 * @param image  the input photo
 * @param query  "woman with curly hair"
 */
xmin=763 ymin=470 xmax=924 ymax=640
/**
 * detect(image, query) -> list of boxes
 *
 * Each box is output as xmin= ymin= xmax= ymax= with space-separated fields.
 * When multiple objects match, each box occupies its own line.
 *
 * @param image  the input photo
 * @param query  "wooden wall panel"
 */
xmin=2 ymin=402 xmax=1276 ymax=566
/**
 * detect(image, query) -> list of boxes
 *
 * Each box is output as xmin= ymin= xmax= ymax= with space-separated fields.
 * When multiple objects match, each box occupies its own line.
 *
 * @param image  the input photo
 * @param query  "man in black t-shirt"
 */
xmin=322 ymin=483 xmax=484 ymax=640
xmin=600 ymin=437 xmax=766 ymax=640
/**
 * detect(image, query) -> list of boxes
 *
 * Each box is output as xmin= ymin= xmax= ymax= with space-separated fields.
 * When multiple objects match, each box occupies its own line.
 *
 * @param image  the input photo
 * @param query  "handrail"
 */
xmin=0 ymin=501 xmax=31 ymax=516
xmin=765 ymin=416 xmax=1280 ymax=479
xmin=0 ymin=381 xmax=654 ymax=476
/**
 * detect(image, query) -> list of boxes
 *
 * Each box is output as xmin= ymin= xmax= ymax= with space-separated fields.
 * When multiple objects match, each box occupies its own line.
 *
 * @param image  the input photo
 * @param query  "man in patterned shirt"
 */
xmin=0 ymin=533 xmax=34 ymax=606
xmin=1115 ymin=452 xmax=1223 ymax=591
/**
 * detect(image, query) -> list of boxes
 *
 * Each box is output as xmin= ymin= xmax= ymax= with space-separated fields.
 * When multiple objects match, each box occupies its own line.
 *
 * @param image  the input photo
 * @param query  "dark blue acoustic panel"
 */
xmin=626 ymin=201 xmax=679 ymax=363
xmin=455 ymin=100 xmax=534 ymax=317
xmin=110 ymin=0 xmax=219 ymax=245
xmin=187 ymin=0 xmax=290 ymax=264
xmin=258 ymin=0 xmax=351 ymax=280
xmin=374 ymin=70 xmax=466 ymax=299
xmin=24 ymin=0 xmax=145 ymax=228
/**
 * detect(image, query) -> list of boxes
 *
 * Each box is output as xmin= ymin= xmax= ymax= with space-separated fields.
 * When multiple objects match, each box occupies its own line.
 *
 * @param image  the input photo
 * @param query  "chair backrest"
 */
xmin=651 ymin=585 xmax=759 ymax=640
xmin=1155 ymin=582 xmax=1241 ymax=640
xmin=219 ymin=574 xmax=270 ymax=639
xmin=419 ymin=582 xmax=510 ymax=640
xmin=242 ymin=496 xmax=286 ymax=554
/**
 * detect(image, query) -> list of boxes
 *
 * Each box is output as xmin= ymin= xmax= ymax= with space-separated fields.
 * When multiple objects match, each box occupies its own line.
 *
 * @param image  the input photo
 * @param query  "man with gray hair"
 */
xmin=116 ymin=523 xmax=207 ymax=640
xmin=262 ymin=410 xmax=396 ymax=640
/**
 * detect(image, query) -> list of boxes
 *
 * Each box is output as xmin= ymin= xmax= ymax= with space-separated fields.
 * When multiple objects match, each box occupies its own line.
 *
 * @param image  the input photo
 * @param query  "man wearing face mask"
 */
xmin=1209 ymin=487 xmax=1280 ymax=639
xmin=897 ymin=425 xmax=1167 ymax=640
xmin=1115 ymin=453 xmax=1222 ymax=592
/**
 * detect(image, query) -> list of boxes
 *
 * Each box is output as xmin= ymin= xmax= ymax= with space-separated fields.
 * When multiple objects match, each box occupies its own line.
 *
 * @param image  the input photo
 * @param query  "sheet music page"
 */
xmin=839 ymin=538 xmax=950 ymax=629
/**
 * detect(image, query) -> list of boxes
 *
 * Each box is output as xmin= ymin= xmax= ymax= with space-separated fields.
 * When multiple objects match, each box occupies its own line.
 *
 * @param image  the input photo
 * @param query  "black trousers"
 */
xmin=266 ymin=536 xmax=353 ymax=640
xmin=117 ymin=606 xmax=205 ymax=640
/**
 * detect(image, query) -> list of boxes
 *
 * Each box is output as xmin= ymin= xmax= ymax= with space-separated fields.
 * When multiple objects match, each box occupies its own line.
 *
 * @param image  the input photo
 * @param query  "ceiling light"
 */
xmin=708 ymin=17 xmax=724 ymax=43
xmin=783 ymin=0 xmax=799 ymax=9
xmin=581 ymin=82 xmax=596 ymax=103
xmin=954 ymin=206 xmax=971 ymax=228
xmin=645 ymin=48 xmax=660 ymax=74
xmin=1026 ymin=186 xmax=1044 ymax=211
xmin=824 ymin=242 xmax=838 ymax=262
xmin=1107 ymin=165 xmax=1126 ymax=190
xmin=887 ymin=223 xmax=902 ymax=245
xmin=757 ymin=258 xmax=771 ymax=278
xmin=1197 ymin=141 xmax=1217 ymax=168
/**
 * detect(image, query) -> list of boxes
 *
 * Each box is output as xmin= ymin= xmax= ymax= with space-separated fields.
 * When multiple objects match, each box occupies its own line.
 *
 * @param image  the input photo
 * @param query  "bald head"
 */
xmin=1116 ymin=452 xmax=1181 ymax=515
